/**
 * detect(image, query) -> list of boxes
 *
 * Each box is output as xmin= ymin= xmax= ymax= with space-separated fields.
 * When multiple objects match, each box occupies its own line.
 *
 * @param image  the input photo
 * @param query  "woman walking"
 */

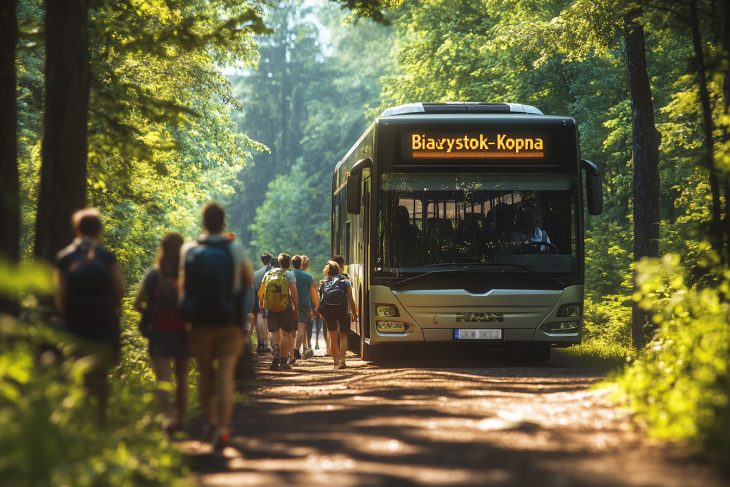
xmin=318 ymin=261 xmax=357 ymax=369
xmin=134 ymin=233 xmax=189 ymax=431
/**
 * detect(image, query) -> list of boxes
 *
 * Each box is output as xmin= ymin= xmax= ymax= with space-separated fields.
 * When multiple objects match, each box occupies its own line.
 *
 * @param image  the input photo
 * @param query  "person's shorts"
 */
xmin=252 ymin=297 xmax=261 ymax=314
xmin=189 ymin=325 xmax=245 ymax=364
xmin=148 ymin=330 xmax=189 ymax=358
xmin=267 ymin=309 xmax=295 ymax=333
xmin=324 ymin=313 xmax=351 ymax=333
xmin=297 ymin=307 xmax=311 ymax=323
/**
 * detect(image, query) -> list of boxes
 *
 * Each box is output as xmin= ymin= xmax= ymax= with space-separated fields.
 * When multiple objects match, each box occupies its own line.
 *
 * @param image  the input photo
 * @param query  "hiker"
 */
xmin=134 ymin=233 xmax=188 ymax=432
xmin=292 ymin=255 xmax=318 ymax=360
xmin=252 ymin=253 xmax=273 ymax=354
xmin=301 ymin=256 xmax=320 ymax=349
xmin=54 ymin=208 xmax=125 ymax=424
xmin=179 ymin=202 xmax=253 ymax=449
xmin=259 ymin=253 xmax=298 ymax=371
xmin=318 ymin=261 xmax=357 ymax=370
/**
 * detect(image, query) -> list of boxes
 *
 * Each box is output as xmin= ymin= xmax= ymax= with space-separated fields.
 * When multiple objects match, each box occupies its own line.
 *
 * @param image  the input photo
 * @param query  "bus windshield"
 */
xmin=376 ymin=173 xmax=577 ymax=275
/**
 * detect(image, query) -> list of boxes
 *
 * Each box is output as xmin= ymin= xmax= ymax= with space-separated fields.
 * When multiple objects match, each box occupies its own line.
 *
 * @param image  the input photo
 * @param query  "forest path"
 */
xmin=179 ymin=346 xmax=729 ymax=487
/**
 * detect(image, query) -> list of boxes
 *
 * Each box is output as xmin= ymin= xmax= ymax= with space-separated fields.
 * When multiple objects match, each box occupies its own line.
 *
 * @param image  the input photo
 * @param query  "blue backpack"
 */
xmin=182 ymin=239 xmax=235 ymax=326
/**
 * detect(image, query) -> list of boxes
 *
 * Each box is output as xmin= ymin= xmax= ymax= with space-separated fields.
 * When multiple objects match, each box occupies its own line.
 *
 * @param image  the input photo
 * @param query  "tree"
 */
xmin=33 ymin=0 xmax=89 ymax=262
xmin=624 ymin=9 xmax=661 ymax=349
xmin=0 ymin=0 xmax=19 ymax=315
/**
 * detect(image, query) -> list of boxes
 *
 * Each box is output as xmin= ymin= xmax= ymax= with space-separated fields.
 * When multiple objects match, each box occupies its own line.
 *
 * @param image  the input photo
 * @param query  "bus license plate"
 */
xmin=454 ymin=329 xmax=502 ymax=340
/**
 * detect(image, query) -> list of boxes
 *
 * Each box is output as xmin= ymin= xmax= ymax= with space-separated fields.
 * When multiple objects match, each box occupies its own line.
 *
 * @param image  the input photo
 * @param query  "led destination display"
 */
xmin=403 ymin=132 xmax=550 ymax=161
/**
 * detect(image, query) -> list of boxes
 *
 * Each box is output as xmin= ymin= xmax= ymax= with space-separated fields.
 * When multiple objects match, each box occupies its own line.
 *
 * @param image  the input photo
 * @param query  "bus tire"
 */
xmin=362 ymin=342 xmax=382 ymax=363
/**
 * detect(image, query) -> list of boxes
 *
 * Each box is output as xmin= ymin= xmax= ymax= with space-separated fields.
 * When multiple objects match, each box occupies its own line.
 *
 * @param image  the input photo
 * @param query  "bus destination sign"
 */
xmin=403 ymin=132 xmax=550 ymax=161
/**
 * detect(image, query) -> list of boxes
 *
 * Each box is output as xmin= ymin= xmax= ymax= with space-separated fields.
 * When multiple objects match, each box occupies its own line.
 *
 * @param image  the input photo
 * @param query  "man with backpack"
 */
xmin=291 ymin=255 xmax=318 ymax=360
xmin=318 ymin=260 xmax=357 ymax=370
xmin=258 ymin=253 xmax=298 ymax=371
xmin=55 ymin=208 xmax=125 ymax=424
xmin=179 ymin=203 xmax=253 ymax=449
xmin=252 ymin=253 xmax=273 ymax=354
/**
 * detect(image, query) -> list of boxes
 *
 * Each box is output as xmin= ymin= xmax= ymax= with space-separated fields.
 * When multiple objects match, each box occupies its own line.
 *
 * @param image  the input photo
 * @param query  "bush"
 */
xmin=0 ymin=315 xmax=187 ymax=486
xmin=616 ymin=254 xmax=730 ymax=466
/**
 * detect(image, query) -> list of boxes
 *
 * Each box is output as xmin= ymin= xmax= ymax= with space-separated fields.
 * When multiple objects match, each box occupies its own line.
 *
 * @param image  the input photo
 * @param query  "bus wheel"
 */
xmin=361 ymin=342 xmax=382 ymax=363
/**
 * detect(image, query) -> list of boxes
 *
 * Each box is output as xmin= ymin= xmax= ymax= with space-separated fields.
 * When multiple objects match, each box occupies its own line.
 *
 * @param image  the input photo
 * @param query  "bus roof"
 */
xmin=380 ymin=102 xmax=543 ymax=117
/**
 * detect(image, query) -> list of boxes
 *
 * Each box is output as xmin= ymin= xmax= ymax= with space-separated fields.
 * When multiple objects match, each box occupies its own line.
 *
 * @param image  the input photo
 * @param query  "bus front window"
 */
xmin=376 ymin=173 xmax=577 ymax=274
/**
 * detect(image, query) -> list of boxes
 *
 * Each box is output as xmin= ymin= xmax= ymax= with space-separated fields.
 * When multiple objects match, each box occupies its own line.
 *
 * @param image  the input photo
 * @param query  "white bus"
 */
xmin=332 ymin=102 xmax=602 ymax=362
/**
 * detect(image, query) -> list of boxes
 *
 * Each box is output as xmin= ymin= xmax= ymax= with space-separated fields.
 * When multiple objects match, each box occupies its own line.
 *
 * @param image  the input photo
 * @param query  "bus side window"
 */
xmin=345 ymin=221 xmax=351 ymax=264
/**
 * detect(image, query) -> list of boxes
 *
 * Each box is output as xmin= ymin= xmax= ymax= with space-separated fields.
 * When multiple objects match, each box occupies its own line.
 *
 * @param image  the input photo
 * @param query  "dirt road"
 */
xmin=180 ymin=345 xmax=729 ymax=487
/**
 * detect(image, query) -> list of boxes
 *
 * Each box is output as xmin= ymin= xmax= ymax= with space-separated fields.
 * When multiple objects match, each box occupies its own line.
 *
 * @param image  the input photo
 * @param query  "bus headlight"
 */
xmin=375 ymin=304 xmax=399 ymax=317
xmin=557 ymin=303 xmax=581 ymax=317
xmin=546 ymin=321 xmax=580 ymax=333
xmin=376 ymin=321 xmax=406 ymax=333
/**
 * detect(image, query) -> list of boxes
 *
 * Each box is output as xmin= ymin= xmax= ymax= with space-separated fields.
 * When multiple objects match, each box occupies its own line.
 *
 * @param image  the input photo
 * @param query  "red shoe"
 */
xmin=214 ymin=430 xmax=231 ymax=451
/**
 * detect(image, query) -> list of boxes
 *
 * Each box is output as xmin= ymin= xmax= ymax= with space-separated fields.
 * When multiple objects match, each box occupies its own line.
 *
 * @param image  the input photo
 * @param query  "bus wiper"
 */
xmin=391 ymin=269 xmax=477 ymax=290
xmin=418 ymin=262 xmax=565 ymax=287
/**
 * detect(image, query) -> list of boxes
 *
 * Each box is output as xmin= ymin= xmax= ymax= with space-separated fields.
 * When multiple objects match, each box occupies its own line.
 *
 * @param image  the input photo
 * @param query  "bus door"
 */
xmin=360 ymin=172 xmax=371 ymax=339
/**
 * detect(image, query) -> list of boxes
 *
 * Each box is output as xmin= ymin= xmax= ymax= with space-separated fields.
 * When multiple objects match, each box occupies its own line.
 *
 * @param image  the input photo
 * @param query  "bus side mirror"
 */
xmin=581 ymin=159 xmax=603 ymax=215
xmin=346 ymin=173 xmax=362 ymax=214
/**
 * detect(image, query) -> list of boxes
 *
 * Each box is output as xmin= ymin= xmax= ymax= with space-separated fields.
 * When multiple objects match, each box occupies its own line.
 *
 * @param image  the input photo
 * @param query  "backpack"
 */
xmin=152 ymin=273 xmax=184 ymax=332
xmin=317 ymin=277 xmax=348 ymax=317
xmin=181 ymin=239 xmax=235 ymax=326
xmin=63 ymin=243 xmax=117 ymax=341
xmin=262 ymin=268 xmax=291 ymax=312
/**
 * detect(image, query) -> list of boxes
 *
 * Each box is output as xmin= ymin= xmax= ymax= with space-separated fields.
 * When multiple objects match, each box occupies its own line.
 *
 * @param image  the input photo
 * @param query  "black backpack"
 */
xmin=317 ymin=277 xmax=348 ymax=317
xmin=181 ymin=239 xmax=235 ymax=326
xmin=64 ymin=244 xmax=114 ymax=338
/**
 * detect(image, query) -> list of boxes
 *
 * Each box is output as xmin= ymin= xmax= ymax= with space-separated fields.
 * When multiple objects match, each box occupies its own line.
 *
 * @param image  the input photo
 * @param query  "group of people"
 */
xmin=53 ymin=202 xmax=358 ymax=450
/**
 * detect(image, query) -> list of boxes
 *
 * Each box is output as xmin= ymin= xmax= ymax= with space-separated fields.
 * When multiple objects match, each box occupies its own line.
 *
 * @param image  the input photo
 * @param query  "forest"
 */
xmin=0 ymin=0 xmax=729 ymax=484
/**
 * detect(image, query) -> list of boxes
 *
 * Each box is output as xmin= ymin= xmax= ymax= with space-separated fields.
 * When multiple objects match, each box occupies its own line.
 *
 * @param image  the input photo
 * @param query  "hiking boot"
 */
xmin=303 ymin=347 xmax=314 ymax=359
xmin=280 ymin=358 xmax=292 ymax=370
xmin=263 ymin=343 xmax=272 ymax=354
xmin=256 ymin=343 xmax=265 ymax=354
xmin=294 ymin=349 xmax=302 ymax=360
xmin=270 ymin=357 xmax=281 ymax=371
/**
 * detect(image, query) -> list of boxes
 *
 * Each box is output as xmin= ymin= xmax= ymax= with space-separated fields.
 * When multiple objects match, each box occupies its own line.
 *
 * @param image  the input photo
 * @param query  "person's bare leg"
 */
xmin=295 ymin=322 xmax=307 ymax=353
xmin=339 ymin=332 xmax=349 ymax=366
xmin=270 ymin=328 xmax=281 ymax=361
xmin=152 ymin=357 xmax=173 ymax=419
xmin=216 ymin=354 xmax=239 ymax=435
xmin=174 ymin=357 xmax=189 ymax=427
xmin=258 ymin=314 xmax=269 ymax=348
xmin=197 ymin=359 xmax=216 ymax=427
xmin=281 ymin=330 xmax=292 ymax=361
xmin=330 ymin=330 xmax=340 ymax=367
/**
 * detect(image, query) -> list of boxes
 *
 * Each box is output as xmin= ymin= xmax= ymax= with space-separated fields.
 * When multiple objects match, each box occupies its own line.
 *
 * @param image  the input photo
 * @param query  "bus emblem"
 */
xmin=455 ymin=312 xmax=504 ymax=323
xmin=432 ymin=315 xmax=439 ymax=324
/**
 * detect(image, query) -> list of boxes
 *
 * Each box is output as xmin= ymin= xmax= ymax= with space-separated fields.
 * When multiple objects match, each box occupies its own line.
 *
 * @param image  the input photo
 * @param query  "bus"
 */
xmin=331 ymin=102 xmax=602 ymax=362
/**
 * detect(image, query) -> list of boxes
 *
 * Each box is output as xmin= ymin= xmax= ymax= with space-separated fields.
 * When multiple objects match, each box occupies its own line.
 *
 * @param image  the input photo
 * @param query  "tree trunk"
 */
xmin=690 ymin=0 xmax=725 ymax=262
xmin=722 ymin=0 xmax=730 ymax=264
xmin=34 ymin=0 xmax=89 ymax=262
xmin=0 ymin=0 xmax=19 ymax=316
xmin=624 ymin=10 xmax=661 ymax=349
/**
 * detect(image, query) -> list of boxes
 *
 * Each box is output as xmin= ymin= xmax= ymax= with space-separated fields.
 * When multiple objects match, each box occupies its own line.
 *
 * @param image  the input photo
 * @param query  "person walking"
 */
xmin=179 ymin=202 xmax=252 ymax=449
xmin=252 ymin=253 xmax=273 ymax=353
xmin=259 ymin=253 xmax=298 ymax=371
xmin=292 ymin=255 xmax=318 ymax=360
xmin=54 ymin=208 xmax=125 ymax=424
xmin=301 ymin=256 xmax=320 ymax=350
xmin=134 ymin=233 xmax=188 ymax=432
xmin=318 ymin=261 xmax=357 ymax=370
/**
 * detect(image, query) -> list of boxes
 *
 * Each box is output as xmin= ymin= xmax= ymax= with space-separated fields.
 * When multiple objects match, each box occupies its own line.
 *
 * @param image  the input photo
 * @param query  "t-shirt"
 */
xmin=253 ymin=264 xmax=271 ymax=291
xmin=293 ymin=269 xmax=313 ymax=309
xmin=55 ymin=238 xmax=119 ymax=344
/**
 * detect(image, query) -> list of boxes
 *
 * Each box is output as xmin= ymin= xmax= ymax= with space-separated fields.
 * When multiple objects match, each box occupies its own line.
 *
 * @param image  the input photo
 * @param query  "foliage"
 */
xmin=0 ymin=264 xmax=187 ymax=486
xmin=617 ymin=255 xmax=730 ymax=464
xmin=231 ymin=0 xmax=393 ymax=272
